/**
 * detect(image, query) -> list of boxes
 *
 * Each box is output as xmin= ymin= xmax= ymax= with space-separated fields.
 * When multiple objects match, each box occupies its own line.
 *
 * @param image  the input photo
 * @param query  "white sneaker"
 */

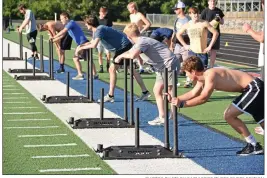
xmin=136 ymin=91 xmax=151 ymax=101
xmin=97 ymin=94 xmax=114 ymax=103
xmin=148 ymin=117 xmax=165 ymax=126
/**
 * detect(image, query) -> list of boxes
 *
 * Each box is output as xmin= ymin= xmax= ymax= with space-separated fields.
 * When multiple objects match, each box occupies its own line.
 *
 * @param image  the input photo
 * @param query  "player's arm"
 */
xmin=52 ymin=28 xmax=68 ymax=42
xmin=204 ymin=22 xmax=219 ymax=52
xmin=176 ymin=23 xmax=189 ymax=48
xmin=139 ymin=13 xmax=151 ymax=33
xmin=178 ymin=81 xmax=204 ymax=101
xmin=81 ymin=38 xmax=100 ymax=49
xmin=116 ymin=48 xmax=141 ymax=62
xmin=183 ymin=73 xmax=215 ymax=107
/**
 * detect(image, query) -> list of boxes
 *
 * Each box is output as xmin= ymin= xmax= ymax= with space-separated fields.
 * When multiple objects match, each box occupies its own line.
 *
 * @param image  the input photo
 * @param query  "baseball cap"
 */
xmin=172 ymin=1 xmax=186 ymax=10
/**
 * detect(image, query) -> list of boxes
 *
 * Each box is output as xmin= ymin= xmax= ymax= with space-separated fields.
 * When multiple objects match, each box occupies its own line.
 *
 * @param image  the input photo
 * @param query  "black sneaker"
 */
xmin=236 ymin=143 xmax=263 ymax=156
xmin=35 ymin=54 xmax=39 ymax=60
xmin=56 ymin=68 xmax=65 ymax=73
xmin=98 ymin=68 xmax=104 ymax=73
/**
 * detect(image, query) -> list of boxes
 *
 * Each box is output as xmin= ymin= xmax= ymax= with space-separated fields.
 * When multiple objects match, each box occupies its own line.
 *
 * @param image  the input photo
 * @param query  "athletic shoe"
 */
xmin=139 ymin=69 xmax=145 ymax=74
xmin=72 ymin=74 xmax=84 ymax=80
xmin=98 ymin=68 xmax=104 ymax=73
xmin=184 ymin=82 xmax=193 ymax=88
xmin=135 ymin=91 xmax=151 ymax=101
xmin=148 ymin=117 xmax=165 ymax=126
xmin=56 ymin=68 xmax=65 ymax=73
xmin=93 ymin=74 xmax=99 ymax=80
xmin=97 ymin=94 xmax=114 ymax=103
xmin=236 ymin=143 xmax=263 ymax=156
xmin=35 ymin=53 xmax=39 ymax=60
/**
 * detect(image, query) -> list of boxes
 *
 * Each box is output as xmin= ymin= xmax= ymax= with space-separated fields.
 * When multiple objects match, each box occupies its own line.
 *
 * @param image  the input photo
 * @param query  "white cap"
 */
xmin=172 ymin=1 xmax=186 ymax=9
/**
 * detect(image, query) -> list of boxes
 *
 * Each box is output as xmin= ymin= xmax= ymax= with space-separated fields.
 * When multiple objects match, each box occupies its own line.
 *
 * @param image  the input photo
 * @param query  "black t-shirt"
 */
xmin=97 ymin=15 xmax=113 ymax=27
xmin=200 ymin=7 xmax=224 ymax=37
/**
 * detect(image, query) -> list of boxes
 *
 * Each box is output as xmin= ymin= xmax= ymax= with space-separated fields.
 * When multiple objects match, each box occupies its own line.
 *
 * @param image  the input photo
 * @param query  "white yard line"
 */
xmin=39 ymin=167 xmax=102 ymax=173
xmin=3 ymin=89 xmax=21 ymax=91
xmin=24 ymin=143 xmax=77 ymax=148
xmin=3 ymin=97 xmax=29 ymax=99
xmin=4 ymin=101 xmax=31 ymax=104
xmin=32 ymin=154 xmax=90 ymax=159
xmin=18 ymin=133 xmax=67 ymax=138
xmin=3 ymin=112 xmax=45 ymax=115
xmin=4 ymin=126 xmax=59 ymax=129
xmin=3 ymin=93 xmax=25 ymax=95
xmin=8 ymin=119 xmax=51 ymax=121
xmin=3 ymin=85 xmax=17 ymax=88
xmin=4 ymin=106 xmax=39 ymax=109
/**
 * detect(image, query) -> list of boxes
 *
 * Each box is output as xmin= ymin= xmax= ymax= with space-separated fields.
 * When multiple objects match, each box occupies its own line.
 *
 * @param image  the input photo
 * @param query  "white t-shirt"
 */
xmin=25 ymin=9 xmax=36 ymax=34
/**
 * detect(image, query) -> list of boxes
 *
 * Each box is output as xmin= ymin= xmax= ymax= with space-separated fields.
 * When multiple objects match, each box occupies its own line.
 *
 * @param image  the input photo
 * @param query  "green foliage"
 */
xmin=3 ymin=0 xmax=210 ymax=21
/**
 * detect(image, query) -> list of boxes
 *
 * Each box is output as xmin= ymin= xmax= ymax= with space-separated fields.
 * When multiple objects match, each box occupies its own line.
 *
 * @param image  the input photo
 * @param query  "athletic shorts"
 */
xmin=97 ymin=41 xmax=110 ymax=54
xmin=155 ymin=59 xmax=179 ymax=86
xmin=113 ymin=43 xmax=133 ymax=66
xmin=208 ymin=35 xmax=220 ymax=50
xmin=60 ymin=33 xmax=72 ymax=50
xmin=174 ymin=44 xmax=189 ymax=62
xmin=73 ymin=40 xmax=89 ymax=60
xmin=232 ymin=78 xmax=264 ymax=124
xmin=188 ymin=50 xmax=208 ymax=68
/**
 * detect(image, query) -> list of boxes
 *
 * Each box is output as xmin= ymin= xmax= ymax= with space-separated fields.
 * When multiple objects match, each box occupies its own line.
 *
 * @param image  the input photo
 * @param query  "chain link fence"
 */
xmin=146 ymin=13 xmax=264 ymax=33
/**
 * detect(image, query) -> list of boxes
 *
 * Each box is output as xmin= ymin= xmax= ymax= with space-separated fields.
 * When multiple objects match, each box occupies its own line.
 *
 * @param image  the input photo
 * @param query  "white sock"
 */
xmin=139 ymin=65 xmax=143 ymax=70
xmin=245 ymin=135 xmax=257 ymax=146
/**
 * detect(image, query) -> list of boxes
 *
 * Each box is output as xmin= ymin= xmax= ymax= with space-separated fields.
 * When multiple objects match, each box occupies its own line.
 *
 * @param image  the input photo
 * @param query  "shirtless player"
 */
xmin=38 ymin=21 xmax=72 ymax=73
xmin=170 ymin=56 xmax=264 ymax=156
xmin=127 ymin=2 xmax=151 ymax=74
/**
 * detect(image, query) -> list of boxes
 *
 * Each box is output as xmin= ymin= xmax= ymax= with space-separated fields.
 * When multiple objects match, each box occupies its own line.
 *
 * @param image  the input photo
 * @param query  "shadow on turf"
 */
xmin=207 ymin=95 xmax=237 ymax=101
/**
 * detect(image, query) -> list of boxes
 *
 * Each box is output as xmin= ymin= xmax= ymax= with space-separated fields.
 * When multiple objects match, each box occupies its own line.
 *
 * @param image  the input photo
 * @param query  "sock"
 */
xmin=108 ymin=94 xmax=114 ymax=98
xmin=186 ymin=77 xmax=191 ymax=83
xmin=139 ymin=65 xmax=143 ymax=70
xmin=142 ymin=90 xmax=148 ymax=95
xmin=100 ymin=65 xmax=103 ymax=68
xmin=245 ymin=134 xmax=257 ymax=146
xmin=60 ymin=64 xmax=64 ymax=69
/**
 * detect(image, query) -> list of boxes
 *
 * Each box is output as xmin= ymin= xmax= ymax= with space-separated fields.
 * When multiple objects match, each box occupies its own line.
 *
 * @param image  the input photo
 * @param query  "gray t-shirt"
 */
xmin=25 ymin=9 xmax=36 ymax=34
xmin=133 ymin=37 xmax=178 ymax=71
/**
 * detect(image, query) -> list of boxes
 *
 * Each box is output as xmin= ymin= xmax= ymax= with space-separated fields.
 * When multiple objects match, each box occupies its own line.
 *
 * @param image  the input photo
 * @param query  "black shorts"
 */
xmin=232 ymin=78 xmax=264 ymax=124
xmin=60 ymin=33 xmax=72 ymax=50
xmin=73 ymin=40 xmax=89 ymax=60
xmin=26 ymin=30 xmax=37 ymax=43
xmin=113 ymin=43 xmax=133 ymax=66
xmin=208 ymin=36 xmax=220 ymax=50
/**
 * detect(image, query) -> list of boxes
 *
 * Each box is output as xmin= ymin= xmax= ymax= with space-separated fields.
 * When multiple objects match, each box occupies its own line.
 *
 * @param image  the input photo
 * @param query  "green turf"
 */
xmin=3 ymin=72 xmax=115 ymax=175
xmin=3 ymin=30 xmax=264 ymax=148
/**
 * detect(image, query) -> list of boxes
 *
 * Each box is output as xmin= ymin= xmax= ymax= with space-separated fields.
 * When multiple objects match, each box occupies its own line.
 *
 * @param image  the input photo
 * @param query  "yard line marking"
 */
xmin=4 ymin=112 xmax=45 ymax=115
xmin=3 ymin=85 xmax=16 ymax=88
xmin=39 ymin=167 xmax=102 ymax=173
xmin=228 ymin=94 xmax=237 ymax=97
xmin=4 ymin=126 xmax=59 ymax=129
xmin=8 ymin=119 xmax=51 ymax=122
xmin=3 ymin=89 xmax=20 ymax=91
xmin=3 ymin=97 xmax=29 ymax=99
xmin=4 ymin=101 xmax=31 ymax=104
xmin=4 ymin=106 xmax=39 ymax=109
xmin=3 ymin=93 xmax=25 ymax=95
xmin=24 ymin=143 xmax=77 ymax=148
xmin=32 ymin=154 xmax=90 ymax=159
xmin=18 ymin=134 xmax=67 ymax=138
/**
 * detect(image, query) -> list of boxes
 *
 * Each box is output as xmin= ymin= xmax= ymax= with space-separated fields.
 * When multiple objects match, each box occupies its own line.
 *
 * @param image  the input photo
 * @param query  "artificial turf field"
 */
xmin=3 ymin=30 xmax=264 ymax=174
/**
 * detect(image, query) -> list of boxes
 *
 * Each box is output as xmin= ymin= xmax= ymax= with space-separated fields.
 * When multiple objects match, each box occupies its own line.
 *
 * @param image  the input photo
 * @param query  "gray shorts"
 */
xmin=174 ymin=44 xmax=189 ymax=62
xmin=97 ymin=42 xmax=109 ymax=54
xmin=155 ymin=59 xmax=179 ymax=86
